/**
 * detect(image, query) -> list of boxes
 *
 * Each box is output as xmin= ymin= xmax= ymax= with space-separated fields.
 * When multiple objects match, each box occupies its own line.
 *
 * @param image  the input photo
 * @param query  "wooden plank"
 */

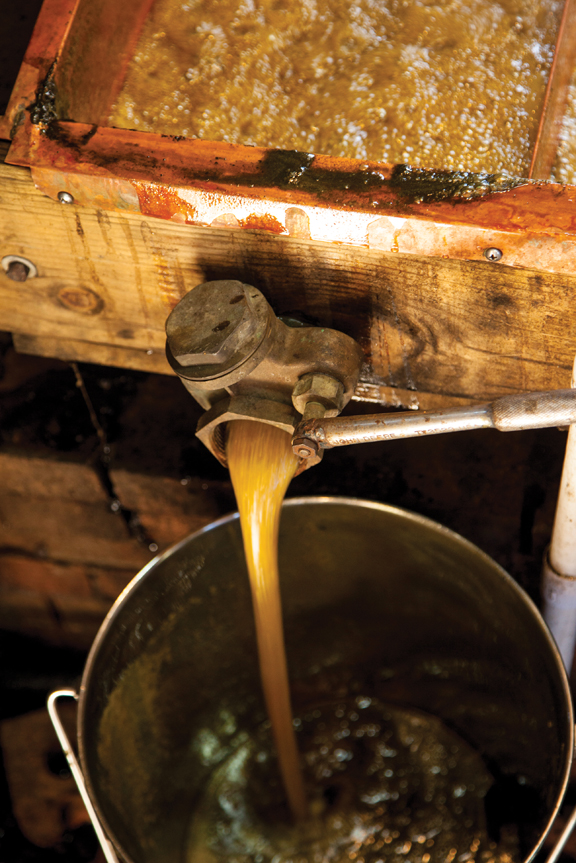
xmin=12 ymin=332 xmax=172 ymax=374
xmin=0 ymin=449 xmax=222 ymax=643
xmin=0 ymin=449 xmax=108 ymax=502
xmin=8 ymin=341 xmax=477 ymax=409
xmin=0 ymin=552 xmax=134 ymax=601
xmin=0 ymin=588 xmax=61 ymax=644
xmin=0 ymin=449 xmax=224 ymax=589
xmin=110 ymin=468 xmax=221 ymax=545
xmin=0 ymin=586 xmax=108 ymax=647
xmin=2 ymin=155 xmax=576 ymax=405
xmin=0 ymin=449 xmax=151 ymax=568
xmin=0 ymin=492 xmax=151 ymax=567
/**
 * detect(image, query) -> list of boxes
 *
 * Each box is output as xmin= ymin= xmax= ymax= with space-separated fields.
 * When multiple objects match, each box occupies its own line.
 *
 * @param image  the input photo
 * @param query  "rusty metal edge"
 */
xmin=529 ymin=0 xmax=576 ymax=180
xmin=0 ymin=0 xmax=80 ymax=141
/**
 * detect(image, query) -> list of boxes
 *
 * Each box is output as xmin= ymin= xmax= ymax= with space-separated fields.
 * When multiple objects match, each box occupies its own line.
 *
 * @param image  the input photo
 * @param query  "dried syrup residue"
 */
xmin=133 ymin=181 xmax=198 ymax=222
xmin=30 ymin=62 xmax=58 ymax=128
xmin=240 ymin=212 xmax=287 ymax=233
xmin=387 ymin=165 xmax=523 ymax=204
xmin=108 ymin=0 xmax=562 ymax=176
xmin=186 ymin=697 xmax=519 ymax=863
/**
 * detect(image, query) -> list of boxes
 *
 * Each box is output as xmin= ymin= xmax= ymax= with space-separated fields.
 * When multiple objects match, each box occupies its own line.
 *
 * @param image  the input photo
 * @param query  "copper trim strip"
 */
xmin=529 ymin=0 xmax=576 ymax=180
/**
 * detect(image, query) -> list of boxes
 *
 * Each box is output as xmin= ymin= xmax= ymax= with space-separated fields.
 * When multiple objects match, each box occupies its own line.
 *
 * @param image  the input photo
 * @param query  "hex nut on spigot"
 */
xmin=168 ymin=282 xmax=255 ymax=365
xmin=292 ymin=373 xmax=345 ymax=418
xmin=292 ymin=436 xmax=319 ymax=459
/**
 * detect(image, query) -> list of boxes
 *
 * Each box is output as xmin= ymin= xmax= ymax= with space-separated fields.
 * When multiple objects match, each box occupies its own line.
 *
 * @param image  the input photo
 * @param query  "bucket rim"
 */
xmin=76 ymin=495 xmax=575 ymax=863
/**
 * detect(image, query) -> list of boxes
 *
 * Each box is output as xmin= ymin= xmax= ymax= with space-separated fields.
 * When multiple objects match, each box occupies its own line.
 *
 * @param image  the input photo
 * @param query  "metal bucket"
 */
xmin=52 ymin=498 xmax=573 ymax=863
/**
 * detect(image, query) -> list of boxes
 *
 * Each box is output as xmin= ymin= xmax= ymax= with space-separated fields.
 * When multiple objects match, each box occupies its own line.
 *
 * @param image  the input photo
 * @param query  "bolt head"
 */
xmin=58 ymin=191 xmax=74 ymax=204
xmin=483 ymin=247 xmax=503 ymax=262
xmin=166 ymin=281 xmax=269 ymax=375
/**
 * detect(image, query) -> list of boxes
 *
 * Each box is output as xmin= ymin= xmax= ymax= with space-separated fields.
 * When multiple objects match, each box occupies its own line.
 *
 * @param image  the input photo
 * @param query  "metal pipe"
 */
xmin=293 ymin=389 xmax=576 ymax=454
xmin=543 ymin=359 xmax=576 ymax=673
xmin=542 ymin=553 xmax=576 ymax=672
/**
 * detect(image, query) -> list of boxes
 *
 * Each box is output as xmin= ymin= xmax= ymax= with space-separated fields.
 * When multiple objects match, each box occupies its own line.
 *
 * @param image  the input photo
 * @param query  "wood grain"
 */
xmin=12 ymin=332 xmax=172 ymax=374
xmin=110 ymin=468 xmax=221 ymax=544
xmin=2 ymin=149 xmax=576 ymax=406
xmin=0 ymin=446 xmax=224 ymax=645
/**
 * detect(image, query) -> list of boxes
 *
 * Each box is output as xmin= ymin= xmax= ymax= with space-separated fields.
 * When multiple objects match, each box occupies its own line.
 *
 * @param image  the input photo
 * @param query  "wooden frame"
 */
xmin=2 ymin=0 xmax=576 ymax=407
xmin=3 ymin=0 xmax=576 ymax=266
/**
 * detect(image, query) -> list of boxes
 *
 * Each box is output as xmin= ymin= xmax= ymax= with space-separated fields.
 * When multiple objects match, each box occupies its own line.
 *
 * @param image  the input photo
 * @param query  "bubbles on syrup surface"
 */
xmin=110 ymin=0 xmax=563 ymax=175
xmin=186 ymin=698 xmax=520 ymax=863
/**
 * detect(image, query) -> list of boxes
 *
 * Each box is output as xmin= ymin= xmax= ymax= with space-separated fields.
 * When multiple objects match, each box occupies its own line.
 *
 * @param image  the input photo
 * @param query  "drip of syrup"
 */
xmin=227 ymin=419 xmax=307 ymax=822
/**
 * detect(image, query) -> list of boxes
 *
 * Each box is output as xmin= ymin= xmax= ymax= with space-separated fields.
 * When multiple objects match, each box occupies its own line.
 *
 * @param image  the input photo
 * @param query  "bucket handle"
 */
xmin=47 ymin=689 xmax=576 ymax=863
xmin=47 ymin=689 xmax=120 ymax=863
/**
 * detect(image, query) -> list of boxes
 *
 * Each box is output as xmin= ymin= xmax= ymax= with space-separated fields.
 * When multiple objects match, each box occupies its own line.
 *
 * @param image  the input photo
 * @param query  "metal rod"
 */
xmin=543 ymin=357 xmax=576 ymax=674
xmin=47 ymin=690 xmax=120 ymax=863
xmin=293 ymin=389 xmax=576 ymax=454
xmin=528 ymin=0 xmax=576 ymax=179
xmin=301 ymin=404 xmax=493 ymax=449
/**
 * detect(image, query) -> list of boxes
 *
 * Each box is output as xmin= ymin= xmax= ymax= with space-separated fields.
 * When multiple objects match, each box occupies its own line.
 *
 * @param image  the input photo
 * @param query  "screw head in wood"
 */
xmin=58 ymin=191 xmax=74 ymax=204
xmin=483 ymin=247 xmax=503 ymax=262
xmin=1 ymin=255 xmax=38 ymax=280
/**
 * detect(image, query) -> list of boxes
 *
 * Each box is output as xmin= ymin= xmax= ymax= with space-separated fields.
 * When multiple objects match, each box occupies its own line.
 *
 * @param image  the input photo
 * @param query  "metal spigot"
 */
xmin=166 ymin=280 xmax=364 ymax=469
xmin=291 ymin=389 xmax=576 ymax=458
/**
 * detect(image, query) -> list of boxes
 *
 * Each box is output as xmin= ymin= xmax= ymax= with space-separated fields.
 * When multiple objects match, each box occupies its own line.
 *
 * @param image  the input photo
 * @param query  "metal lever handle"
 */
xmin=293 ymin=389 xmax=576 ymax=456
xmin=47 ymin=690 xmax=120 ymax=863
